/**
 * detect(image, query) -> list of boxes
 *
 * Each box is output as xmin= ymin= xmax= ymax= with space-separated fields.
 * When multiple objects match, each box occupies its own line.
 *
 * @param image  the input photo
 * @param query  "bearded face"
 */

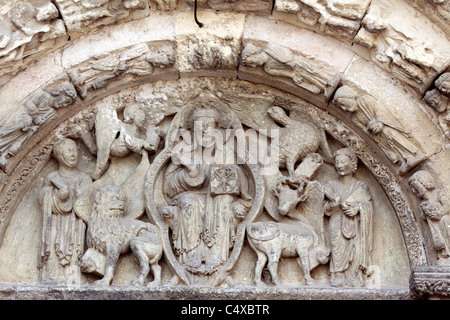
xmin=194 ymin=116 xmax=217 ymax=149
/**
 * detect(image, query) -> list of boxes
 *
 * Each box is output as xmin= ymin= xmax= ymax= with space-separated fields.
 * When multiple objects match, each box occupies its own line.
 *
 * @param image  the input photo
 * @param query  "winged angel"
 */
xmin=91 ymin=103 xmax=161 ymax=180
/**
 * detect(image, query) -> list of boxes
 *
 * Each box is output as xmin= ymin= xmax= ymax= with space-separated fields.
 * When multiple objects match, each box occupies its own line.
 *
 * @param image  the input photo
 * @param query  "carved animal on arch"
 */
xmin=246 ymin=221 xmax=330 ymax=286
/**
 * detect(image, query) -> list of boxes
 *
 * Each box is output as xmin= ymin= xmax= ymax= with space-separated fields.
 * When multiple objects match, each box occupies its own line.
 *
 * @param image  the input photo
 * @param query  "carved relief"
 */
xmin=68 ymin=43 xmax=176 ymax=99
xmin=80 ymin=183 xmax=163 ymax=286
xmin=423 ymin=73 xmax=450 ymax=145
xmin=175 ymin=34 xmax=240 ymax=78
xmin=186 ymin=0 xmax=272 ymax=14
xmin=38 ymin=138 xmax=93 ymax=285
xmin=405 ymin=0 xmax=450 ymax=36
xmin=0 ymin=1 xmax=66 ymax=81
xmin=0 ymin=78 xmax=432 ymax=291
xmin=267 ymin=106 xmax=333 ymax=179
xmin=53 ymin=0 xmax=148 ymax=32
xmin=411 ymin=266 xmax=450 ymax=299
xmin=408 ymin=170 xmax=450 ymax=266
xmin=354 ymin=0 xmax=450 ymax=92
xmin=187 ymin=36 xmax=238 ymax=72
xmin=249 ymin=173 xmax=330 ymax=286
xmin=0 ymin=82 xmax=77 ymax=171
xmin=310 ymin=91 xmax=428 ymax=268
xmin=241 ymin=43 xmax=340 ymax=100
xmin=149 ymin=0 xmax=179 ymax=11
xmin=333 ymin=85 xmax=427 ymax=175
xmin=147 ymin=93 xmax=265 ymax=287
xmin=247 ymin=220 xmax=330 ymax=286
xmin=274 ymin=0 xmax=371 ymax=40
xmin=93 ymin=102 xmax=162 ymax=179
xmin=59 ymin=109 xmax=97 ymax=156
xmin=323 ymin=147 xmax=373 ymax=287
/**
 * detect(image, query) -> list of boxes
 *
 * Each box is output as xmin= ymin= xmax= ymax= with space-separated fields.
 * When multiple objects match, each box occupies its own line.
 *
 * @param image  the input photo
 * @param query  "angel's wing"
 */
xmin=121 ymin=150 xmax=150 ymax=220
xmin=93 ymin=105 xmax=122 ymax=179
xmin=73 ymin=169 xmax=114 ymax=223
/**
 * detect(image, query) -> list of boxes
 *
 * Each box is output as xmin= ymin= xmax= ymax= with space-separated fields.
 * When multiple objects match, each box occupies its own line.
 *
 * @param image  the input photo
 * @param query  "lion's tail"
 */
xmin=136 ymin=222 xmax=159 ymax=237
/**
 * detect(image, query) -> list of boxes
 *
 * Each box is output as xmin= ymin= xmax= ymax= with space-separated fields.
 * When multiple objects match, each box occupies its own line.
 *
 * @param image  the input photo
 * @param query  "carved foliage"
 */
xmin=410 ymin=266 xmax=450 ymax=299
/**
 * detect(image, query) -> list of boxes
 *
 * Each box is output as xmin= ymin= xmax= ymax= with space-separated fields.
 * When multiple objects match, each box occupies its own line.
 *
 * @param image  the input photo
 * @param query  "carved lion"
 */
xmin=80 ymin=184 xmax=163 ymax=286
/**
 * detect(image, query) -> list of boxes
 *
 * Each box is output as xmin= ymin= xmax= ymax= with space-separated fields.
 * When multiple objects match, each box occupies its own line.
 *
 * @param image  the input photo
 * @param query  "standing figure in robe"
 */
xmin=39 ymin=138 xmax=92 ymax=284
xmin=323 ymin=147 xmax=373 ymax=287
xmin=408 ymin=170 xmax=450 ymax=266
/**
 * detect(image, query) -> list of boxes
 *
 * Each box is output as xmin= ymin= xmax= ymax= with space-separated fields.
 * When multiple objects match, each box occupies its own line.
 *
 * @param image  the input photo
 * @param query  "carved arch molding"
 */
xmin=0 ymin=1 xmax=449 ymax=300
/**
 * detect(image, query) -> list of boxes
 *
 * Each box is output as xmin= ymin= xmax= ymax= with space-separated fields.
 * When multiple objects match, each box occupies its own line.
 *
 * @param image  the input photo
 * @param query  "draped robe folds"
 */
xmin=39 ymin=169 xmax=92 ymax=284
xmin=0 ymin=112 xmax=34 ymax=157
xmin=323 ymin=178 xmax=373 ymax=278
xmin=164 ymin=159 xmax=251 ymax=269
xmin=418 ymin=190 xmax=450 ymax=258
xmin=353 ymin=96 xmax=420 ymax=162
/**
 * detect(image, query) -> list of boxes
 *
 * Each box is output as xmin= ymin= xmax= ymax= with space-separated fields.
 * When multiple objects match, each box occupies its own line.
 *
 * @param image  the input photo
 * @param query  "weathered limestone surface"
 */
xmin=354 ymin=0 xmax=450 ymax=93
xmin=0 ymin=0 xmax=448 ymax=300
xmin=240 ymin=16 xmax=355 ymax=107
xmin=0 ymin=1 xmax=67 ymax=86
xmin=175 ymin=11 xmax=245 ymax=78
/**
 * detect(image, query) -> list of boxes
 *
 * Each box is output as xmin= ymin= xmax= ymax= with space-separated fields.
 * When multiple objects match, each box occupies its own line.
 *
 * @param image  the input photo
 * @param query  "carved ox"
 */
xmin=247 ymin=177 xmax=329 ymax=286
xmin=272 ymin=178 xmax=308 ymax=217
xmin=247 ymin=221 xmax=330 ymax=286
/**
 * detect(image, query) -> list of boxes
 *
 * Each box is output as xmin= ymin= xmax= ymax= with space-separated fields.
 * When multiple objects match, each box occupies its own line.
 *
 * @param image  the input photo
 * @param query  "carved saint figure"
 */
xmin=241 ymin=43 xmax=340 ymax=97
xmin=0 ymin=83 xmax=77 ymax=170
xmin=162 ymin=107 xmax=252 ymax=276
xmin=39 ymin=138 xmax=92 ymax=284
xmin=323 ymin=148 xmax=373 ymax=287
xmin=408 ymin=170 xmax=450 ymax=266
xmin=69 ymin=44 xmax=175 ymax=99
xmin=0 ymin=110 xmax=38 ymax=170
xmin=333 ymin=86 xmax=426 ymax=175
